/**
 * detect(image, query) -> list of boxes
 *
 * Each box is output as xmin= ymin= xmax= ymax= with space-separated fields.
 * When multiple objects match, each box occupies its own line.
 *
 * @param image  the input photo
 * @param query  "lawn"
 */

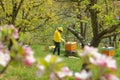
xmin=0 ymin=44 xmax=120 ymax=80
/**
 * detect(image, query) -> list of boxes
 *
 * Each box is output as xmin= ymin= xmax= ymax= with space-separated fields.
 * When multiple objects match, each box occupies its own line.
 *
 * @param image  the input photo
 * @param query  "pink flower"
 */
xmin=23 ymin=45 xmax=34 ymax=56
xmin=37 ymin=64 xmax=45 ymax=71
xmin=23 ymin=45 xmax=36 ymax=66
xmin=13 ymin=28 xmax=19 ymax=39
xmin=0 ymin=42 xmax=4 ymax=49
xmin=36 ymin=64 xmax=45 ymax=78
xmin=0 ymin=50 xmax=10 ymax=67
xmin=50 ymin=73 xmax=56 ymax=80
xmin=80 ymin=46 xmax=98 ymax=57
xmin=81 ymin=46 xmax=117 ymax=70
xmin=9 ymin=24 xmax=15 ymax=28
xmin=102 ymin=74 xmax=120 ymax=80
xmin=9 ymin=24 xmax=19 ymax=39
xmin=57 ymin=66 xmax=73 ymax=78
xmin=89 ymin=54 xmax=117 ymax=70
xmin=75 ymin=70 xmax=92 ymax=80
xmin=89 ymin=54 xmax=107 ymax=67
xmin=24 ymin=55 xmax=36 ymax=66
xmin=44 ymin=54 xmax=52 ymax=62
xmin=44 ymin=54 xmax=62 ymax=63
xmin=106 ymin=57 xmax=117 ymax=70
xmin=24 ymin=59 xmax=32 ymax=66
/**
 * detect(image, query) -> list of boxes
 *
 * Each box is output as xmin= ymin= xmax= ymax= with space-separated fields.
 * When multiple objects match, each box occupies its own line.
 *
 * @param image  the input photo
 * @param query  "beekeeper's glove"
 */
xmin=62 ymin=39 xmax=66 ymax=43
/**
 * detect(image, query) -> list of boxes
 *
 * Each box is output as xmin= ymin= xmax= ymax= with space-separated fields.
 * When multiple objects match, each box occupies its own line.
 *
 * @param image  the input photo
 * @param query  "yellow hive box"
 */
xmin=101 ymin=47 xmax=115 ymax=56
xmin=65 ymin=42 xmax=77 ymax=52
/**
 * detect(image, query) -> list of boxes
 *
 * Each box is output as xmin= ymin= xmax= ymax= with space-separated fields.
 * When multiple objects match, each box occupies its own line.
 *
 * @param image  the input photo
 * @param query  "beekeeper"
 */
xmin=53 ymin=27 xmax=65 ymax=55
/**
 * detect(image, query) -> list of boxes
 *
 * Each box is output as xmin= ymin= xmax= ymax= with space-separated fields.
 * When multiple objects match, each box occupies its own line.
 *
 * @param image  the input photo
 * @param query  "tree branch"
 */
xmin=67 ymin=25 xmax=85 ymax=48
xmin=98 ymin=22 xmax=120 ymax=38
xmin=0 ymin=0 xmax=10 ymax=18
xmin=102 ymin=32 xmax=120 ymax=39
xmin=33 ymin=1 xmax=45 ymax=8
xmin=21 ymin=17 xmax=50 ymax=32
xmin=104 ymin=0 xmax=109 ymax=14
xmin=0 ymin=0 xmax=5 ymax=12
xmin=0 ymin=59 xmax=13 ymax=74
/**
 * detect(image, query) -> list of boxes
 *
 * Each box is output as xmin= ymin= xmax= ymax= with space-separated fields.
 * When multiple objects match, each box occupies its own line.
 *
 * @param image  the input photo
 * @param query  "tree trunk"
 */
xmin=113 ymin=35 xmax=117 ymax=48
xmin=108 ymin=37 xmax=112 ymax=46
xmin=90 ymin=36 xmax=101 ymax=47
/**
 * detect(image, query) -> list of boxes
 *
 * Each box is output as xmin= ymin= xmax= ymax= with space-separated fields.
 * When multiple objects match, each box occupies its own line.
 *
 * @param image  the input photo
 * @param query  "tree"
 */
xmin=56 ymin=0 xmax=120 ymax=47
xmin=0 ymin=0 xmax=53 ymax=32
xmin=0 ymin=0 xmax=57 ymax=44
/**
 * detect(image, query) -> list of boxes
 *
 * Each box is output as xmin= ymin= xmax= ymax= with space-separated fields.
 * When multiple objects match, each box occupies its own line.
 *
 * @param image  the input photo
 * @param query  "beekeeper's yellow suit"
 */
xmin=53 ymin=27 xmax=63 ymax=55
xmin=53 ymin=27 xmax=63 ymax=42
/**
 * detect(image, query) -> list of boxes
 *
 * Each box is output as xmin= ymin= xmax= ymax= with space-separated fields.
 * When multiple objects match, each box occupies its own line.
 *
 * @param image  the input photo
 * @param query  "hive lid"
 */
xmin=66 ymin=42 xmax=76 ymax=44
xmin=102 ymin=47 xmax=114 ymax=50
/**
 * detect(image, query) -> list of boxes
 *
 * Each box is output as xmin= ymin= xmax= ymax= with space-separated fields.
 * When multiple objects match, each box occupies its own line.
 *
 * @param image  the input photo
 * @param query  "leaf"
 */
xmin=10 ymin=51 xmax=16 ymax=58
xmin=38 ymin=58 xmax=49 ymax=68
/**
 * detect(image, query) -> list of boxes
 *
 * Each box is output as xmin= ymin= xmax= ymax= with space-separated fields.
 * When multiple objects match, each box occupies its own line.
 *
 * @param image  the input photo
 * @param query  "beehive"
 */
xmin=101 ymin=47 xmax=115 ymax=56
xmin=65 ymin=42 xmax=77 ymax=52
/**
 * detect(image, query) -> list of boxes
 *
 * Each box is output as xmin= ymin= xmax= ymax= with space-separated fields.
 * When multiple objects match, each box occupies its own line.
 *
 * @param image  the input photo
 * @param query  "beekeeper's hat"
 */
xmin=58 ymin=27 xmax=63 ymax=32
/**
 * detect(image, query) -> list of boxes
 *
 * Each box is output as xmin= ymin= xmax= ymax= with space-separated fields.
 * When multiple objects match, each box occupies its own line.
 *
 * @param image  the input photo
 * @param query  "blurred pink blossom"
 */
xmin=36 ymin=64 xmax=45 ymax=78
xmin=89 ymin=54 xmax=117 ymax=70
xmin=44 ymin=54 xmax=52 ymax=62
xmin=0 ymin=42 xmax=4 ymax=49
xmin=102 ymin=74 xmax=120 ymax=80
xmin=75 ymin=69 xmax=92 ymax=80
xmin=0 ymin=50 xmax=10 ymax=67
xmin=23 ymin=45 xmax=34 ymax=56
xmin=9 ymin=24 xmax=19 ymax=39
xmin=24 ymin=55 xmax=36 ymax=66
xmin=24 ymin=59 xmax=32 ymax=66
xmin=80 ymin=46 xmax=98 ymax=57
xmin=13 ymin=28 xmax=19 ymax=39
xmin=23 ymin=45 xmax=36 ymax=66
xmin=80 ymin=46 xmax=117 ymax=70
xmin=37 ymin=64 xmax=45 ymax=71
xmin=50 ymin=73 xmax=56 ymax=80
xmin=44 ymin=54 xmax=62 ymax=63
xmin=9 ymin=24 xmax=14 ymax=28
xmin=57 ymin=66 xmax=73 ymax=78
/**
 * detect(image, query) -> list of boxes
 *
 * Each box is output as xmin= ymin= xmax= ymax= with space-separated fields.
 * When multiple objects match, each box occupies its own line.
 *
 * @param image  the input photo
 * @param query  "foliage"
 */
xmin=0 ymin=25 xmax=36 ymax=74
xmin=0 ymin=0 xmax=53 ymax=44
xmin=1 ymin=0 xmax=120 ymax=46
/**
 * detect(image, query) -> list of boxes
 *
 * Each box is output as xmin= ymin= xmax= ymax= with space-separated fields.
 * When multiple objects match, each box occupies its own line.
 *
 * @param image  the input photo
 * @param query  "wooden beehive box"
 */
xmin=101 ymin=47 xmax=115 ymax=56
xmin=65 ymin=42 xmax=77 ymax=52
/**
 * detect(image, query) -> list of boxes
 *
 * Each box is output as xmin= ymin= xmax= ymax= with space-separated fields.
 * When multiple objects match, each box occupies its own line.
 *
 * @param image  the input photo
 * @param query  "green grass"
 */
xmin=115 ymin=49 xmax=120 ymax=57
xmin=32 ymin=44 xmax=82 ymax=75
xmin=0 ymin=44 xmax=120 ymax=80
